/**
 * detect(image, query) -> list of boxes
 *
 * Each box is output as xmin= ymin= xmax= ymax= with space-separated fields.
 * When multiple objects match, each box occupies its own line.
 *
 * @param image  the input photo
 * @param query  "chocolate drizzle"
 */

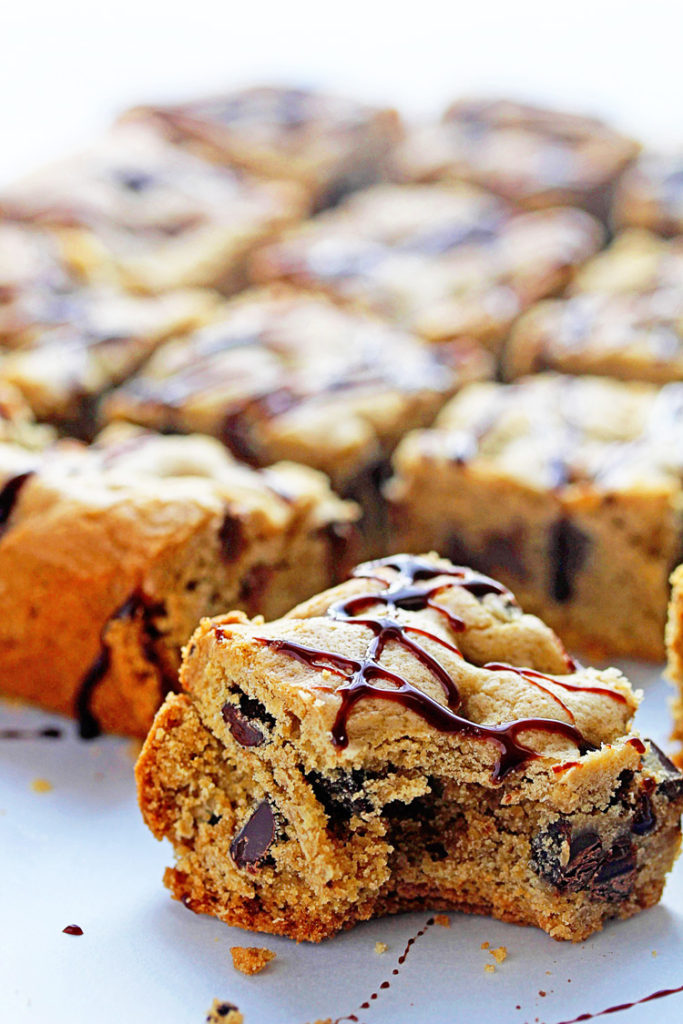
xmin=251 ymin=555 xmax=609 ymax=780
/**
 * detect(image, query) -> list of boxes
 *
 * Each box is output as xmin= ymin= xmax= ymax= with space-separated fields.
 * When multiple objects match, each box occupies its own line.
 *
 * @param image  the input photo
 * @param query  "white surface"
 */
xmin=2 ymin=1 xmax=683 ymax=184
xmin=1 ymin=663 xmax=682 ymax=1024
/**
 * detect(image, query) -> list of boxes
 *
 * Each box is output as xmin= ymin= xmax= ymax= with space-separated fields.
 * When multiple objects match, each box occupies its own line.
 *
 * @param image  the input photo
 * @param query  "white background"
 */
xmin=2 ymin=3 xmax=683 ymax=1022
xmin=2 ymin=0 xmax=683 ymax=184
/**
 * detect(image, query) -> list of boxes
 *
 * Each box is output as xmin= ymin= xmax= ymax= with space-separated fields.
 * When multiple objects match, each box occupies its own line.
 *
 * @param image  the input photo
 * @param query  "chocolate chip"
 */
xmin=592 ymin=835 xmax=637 ymax=901
xmin=548 ymin=517 xmax=590 ymax=603
xmin=214 ymin=1006 xmax=237 ymax=1019
xmin=218 ymin=512 xmax=247 ymax=563
xmin=306 ymin=768 xmax=375 ymax=826
xmin=647 ymin=741 xmax=683 ymax=801
xmin=0 ymin=471 xmax=34 ymax=538
xmin=632 ymin=790 xmax=656 ymax=836
xmin=221 ymin=702 xmax=266 ymax=748
xmin=531 ymin=823 xmax=637 ymax=901
xmin=207 ymin=813 xmax=222 ymax=826
xmin=238 ymin=564 xmax=273 ymax=615
xmin=230 ymin=801 xmax=277 ymax=868
xmin=116 ymin=169 xmax=155 ymax=191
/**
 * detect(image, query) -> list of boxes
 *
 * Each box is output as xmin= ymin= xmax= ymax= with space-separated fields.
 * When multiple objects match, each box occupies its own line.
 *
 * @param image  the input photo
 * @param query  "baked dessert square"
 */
xmin=0 ymin=285 xmax=217 ymax=436
xmin=102 ymin=286 xmax=492 ymax=553
xmin=136 ymin=553 xmax=683 ymax=944
xmin=613 ymin=152 xmax=683 ymax=236
xmin=252 ymin=183 xmax=603 ymax=354
xmin=125 ymin=85 xmax=402 ymax=211
xmin=665 ymin=564 xmax=683 ymax=753
xmin=387 ymin=374 xmax=683 ymax=660
xmin=0 ymin=123 xmax=307 ymax=293
xmin=393 ymin=98 xmax=638 ymax=219
xmin=504 ymin=230 xmax=683 ymax=384
xmin=0 ymin=425 xmax=357 ymax=737
xmin=0 ymin=222 xmax=83 ymax=348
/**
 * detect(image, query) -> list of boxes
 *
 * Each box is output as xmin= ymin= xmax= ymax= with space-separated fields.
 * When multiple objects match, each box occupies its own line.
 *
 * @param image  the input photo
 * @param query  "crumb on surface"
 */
xmin=539 ymin=990 xmax=547 ymax=997
xmin=490 ymin=946 xmax=507 ymax=963
xmin=484 ymin=964 xmax=495 ymax=974
xmin=31 ymin=778 xmax=52 ymax=793
xmin=374 ymin=941 xmax=388 ymax=954
xmin=434 ymin=914 xmax=451 ymax=928
xmin=481 ymin=941 xmax=490 ymax=949
xmin=230 ymin=946 xmax=276 ymax=975
xmin=652 ymin=950 xmax=658 ymax=957
xmin=205 ymin=999 xmax=243 ymax=1023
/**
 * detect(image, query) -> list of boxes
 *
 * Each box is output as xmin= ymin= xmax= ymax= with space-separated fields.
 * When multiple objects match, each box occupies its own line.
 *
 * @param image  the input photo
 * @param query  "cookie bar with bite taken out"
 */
xmin=0 ymin=425 xmax=357 ymax=737
xmin=136 ymin=553 xmax=683 ymax=943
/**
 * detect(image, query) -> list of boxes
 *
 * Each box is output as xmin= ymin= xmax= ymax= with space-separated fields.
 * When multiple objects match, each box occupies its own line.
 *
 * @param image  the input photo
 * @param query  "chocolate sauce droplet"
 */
xmin=62 ymin=924 xmax=83 ymax=936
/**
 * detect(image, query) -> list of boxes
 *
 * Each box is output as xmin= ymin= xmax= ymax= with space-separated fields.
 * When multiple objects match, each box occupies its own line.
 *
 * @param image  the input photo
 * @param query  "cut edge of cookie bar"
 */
xmin=136 ymin=553 xmax=683 ymax=944
xmin=386 ymin=375 xmax=682 ymax=661
xmin=665 ymin=564 xmax=683 ymax=759
xmin=0 ymin=427 xmax=359 ymax=737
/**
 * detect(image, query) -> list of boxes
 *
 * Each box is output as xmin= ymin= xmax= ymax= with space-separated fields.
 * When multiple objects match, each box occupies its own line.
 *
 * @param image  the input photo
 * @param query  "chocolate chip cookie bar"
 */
xmin=666 ymin=565 xmax=683 ymax=751
xmin=0 ymin=426 xmax=357 ymax=737
xmin=252 ymin=183 xmax=603 ymax=354
xmin=126 ymin=85 xmax=402 ymax=211
xmin=136 ymin=553 xmax=683 ymax=943
xmin=0 ymin=123 xmax=307 ymax=293
xmin=388 ymin=374 xmax=683 ymax=659
xmin=505 ymin=231 xmax=683 ymax=383
xmin=102 ymin=286 xmax=491 ymax=552
xmin=394 ymin=99 xmax=638 ymax=219
xmin=613 ymin=153 xmax=683 ymax=236
xmin=0 ymin=285 xmax=217 ymax=435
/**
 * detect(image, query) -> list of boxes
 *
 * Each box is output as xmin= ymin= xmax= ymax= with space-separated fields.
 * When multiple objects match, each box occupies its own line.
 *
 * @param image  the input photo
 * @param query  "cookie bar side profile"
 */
xmin=386 ymin=376 xmax=683 ymax=659
xmin=137 ymin=553 xmax=683 ymax=944
xmin=0 ymin=429 xmax=358 ymax=737
xmin=666 ymin=565 xmax=683 ymax=753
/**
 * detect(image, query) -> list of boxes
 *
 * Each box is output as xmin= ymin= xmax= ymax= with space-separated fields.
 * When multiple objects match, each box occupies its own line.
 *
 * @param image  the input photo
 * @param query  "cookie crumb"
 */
xmin=434 ymin=914 xmax=451 ymax=928
xmin=484 ymin=964 xmax=495 ymax=974
xmin=230 ymin=946 xmax=276 ymax=975
xmin=481 ymin=941 xmax=490 ymax=949
xmin=31 ymin=778 xmax=52 ymax=793
xmin=374 ymin=941 xmax=388 ymax=954
xmin=490 ymin=946 xmax=507 ymax=963
xmin=206 ymin=1000 xmax=243 ymax=1023
xmin=539 ymin=990 xmax=547 ymax=997
xmin=652 ymin=950 xmax=658 ymax=957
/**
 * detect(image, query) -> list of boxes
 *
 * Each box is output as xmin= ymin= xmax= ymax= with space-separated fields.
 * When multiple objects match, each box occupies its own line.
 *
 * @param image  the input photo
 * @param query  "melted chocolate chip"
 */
xmin=0 ymin=471 xmax=34 ymax=538
xmin=221 ymin=693 xmax=274 ymax=748
xmin=306 ymin=768 xmax=374 ymax=826
xmin=531 ymin=823 xmax=636 ymax=900
xmin=207 ymin=813 xmax=222 ymax=826
xmin=211 ymin=1005 xmax=238 ymax=1019
xmin=238 ymin=564 xmax=273 ymax=615
xmin=549 ymin=517 xmax=590 ymax=603
xmin=632 ymin=789 xmax=656 ymax=836
xmin=218 ymin=512 xmax=246 ymax=563
xmin=647 ymin=741 xmax=683 ymax=801
xmin=592 ymin=835 xmax=637 ymax=901
xmin=230 ymin=801 xmax=277 ymax=868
